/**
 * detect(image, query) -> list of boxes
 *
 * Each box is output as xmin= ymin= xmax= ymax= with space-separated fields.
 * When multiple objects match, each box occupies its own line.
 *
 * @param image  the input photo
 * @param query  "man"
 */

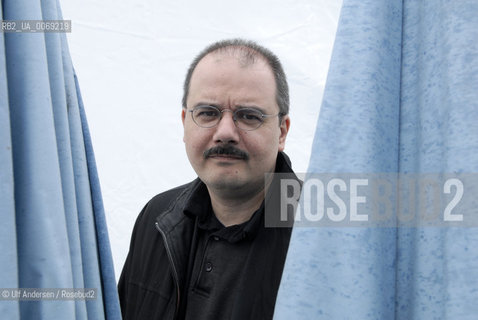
xmin=118 ymin=39 xmax=300 ymax=319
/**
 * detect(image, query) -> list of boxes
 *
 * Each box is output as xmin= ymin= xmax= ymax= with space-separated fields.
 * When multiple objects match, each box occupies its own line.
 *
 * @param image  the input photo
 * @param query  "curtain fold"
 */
xmin=0 ymin=4 xmax=20 ymax=318
xmin=76 ymin=73 xmax=122 ymax=319
xmin=0 ymin=0 xmax=121 ymax=319
xmin=275 ymin=0 xmax=478 ymax=319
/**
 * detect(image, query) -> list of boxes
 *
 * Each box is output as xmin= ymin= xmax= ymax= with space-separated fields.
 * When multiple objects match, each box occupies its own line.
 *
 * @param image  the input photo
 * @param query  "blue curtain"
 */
xmin=275 ymin=0 xmax=478 ymax=319
xmin=0 ymin=0 xmax=121 ymax=319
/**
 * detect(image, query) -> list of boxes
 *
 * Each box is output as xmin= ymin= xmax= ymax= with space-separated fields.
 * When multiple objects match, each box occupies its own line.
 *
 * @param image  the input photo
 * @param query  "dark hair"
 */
xmin=182 ymin=39 xmax=289 ymax=116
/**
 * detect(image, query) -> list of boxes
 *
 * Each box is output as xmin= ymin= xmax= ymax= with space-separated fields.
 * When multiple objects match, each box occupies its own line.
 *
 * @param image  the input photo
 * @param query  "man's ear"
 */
xmin=181 ymin=108 xmax=186 ymax=142
xmin=181 ymin=108 xmax=186 ymax=125
xmin=278 ymin=115 xmax=290 ymax=152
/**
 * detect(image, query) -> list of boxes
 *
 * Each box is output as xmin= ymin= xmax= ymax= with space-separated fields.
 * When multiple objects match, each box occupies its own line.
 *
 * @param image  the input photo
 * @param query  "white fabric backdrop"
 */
xmin=61 ymin=0 xmax=342 ymax=279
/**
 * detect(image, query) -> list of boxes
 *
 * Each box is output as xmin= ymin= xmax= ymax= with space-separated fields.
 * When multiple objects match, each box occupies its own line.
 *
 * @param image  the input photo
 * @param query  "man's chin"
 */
xmin=201 ymin=174 xmax=266 ymax=200
xmin=206 ymin=177 xmax=246 ymax=191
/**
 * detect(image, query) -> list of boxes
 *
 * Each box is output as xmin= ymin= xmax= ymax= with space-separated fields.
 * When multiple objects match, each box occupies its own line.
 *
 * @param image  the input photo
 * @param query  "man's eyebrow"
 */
xmin=192 ymin=102 xmax=267 ymax=114
xmin=193 ymin=102 xmax=221 ymax=108
xmin=235 ymin=105 xmax=267 ymax=114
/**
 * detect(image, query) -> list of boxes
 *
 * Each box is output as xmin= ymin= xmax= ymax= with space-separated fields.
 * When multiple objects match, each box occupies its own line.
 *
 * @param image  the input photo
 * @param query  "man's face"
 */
xmin=182 ymin=52 xmax=290 ymax=197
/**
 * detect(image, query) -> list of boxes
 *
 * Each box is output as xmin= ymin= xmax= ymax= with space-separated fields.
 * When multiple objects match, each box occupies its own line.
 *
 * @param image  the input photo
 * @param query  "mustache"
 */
xmin=203 ymin=145 xmax=249 ymax=160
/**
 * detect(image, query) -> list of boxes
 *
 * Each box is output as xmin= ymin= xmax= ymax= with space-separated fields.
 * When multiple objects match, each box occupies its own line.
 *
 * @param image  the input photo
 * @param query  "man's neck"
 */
xmin=207 ymin=185 xmax=268 ymax=227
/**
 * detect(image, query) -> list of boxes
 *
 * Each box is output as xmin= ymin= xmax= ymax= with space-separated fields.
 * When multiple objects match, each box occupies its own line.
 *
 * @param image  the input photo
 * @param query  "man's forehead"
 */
xmin=187 ymin=48 xmax=278 ymax=109
xmin=191 ymin=52 xmax=274 ymax=87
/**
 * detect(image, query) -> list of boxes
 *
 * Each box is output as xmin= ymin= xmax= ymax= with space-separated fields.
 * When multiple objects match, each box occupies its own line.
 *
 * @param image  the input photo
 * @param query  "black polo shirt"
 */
xmin=179 ymin=153 xmax=297 ymax=320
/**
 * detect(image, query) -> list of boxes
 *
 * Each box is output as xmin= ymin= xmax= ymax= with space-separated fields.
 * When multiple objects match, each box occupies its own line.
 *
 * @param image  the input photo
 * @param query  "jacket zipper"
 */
xmin=155 ymin=222 xmax=180 ymax=319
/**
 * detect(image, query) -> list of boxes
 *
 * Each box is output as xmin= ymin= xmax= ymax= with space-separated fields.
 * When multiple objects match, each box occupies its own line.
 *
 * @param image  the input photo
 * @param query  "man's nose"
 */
xmin=212 ymin=110 xmax=240 ymax=144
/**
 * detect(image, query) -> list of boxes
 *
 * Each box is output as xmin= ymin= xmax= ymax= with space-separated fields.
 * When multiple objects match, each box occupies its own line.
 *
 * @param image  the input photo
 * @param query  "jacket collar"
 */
xmin=154 ymin=151 xmax=297 ymax=293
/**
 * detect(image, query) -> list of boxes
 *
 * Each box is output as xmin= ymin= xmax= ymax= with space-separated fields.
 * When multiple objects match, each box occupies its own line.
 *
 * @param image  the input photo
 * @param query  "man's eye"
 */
xmin=196 ymin=109 xmax=219 ymax=118
xmin=237 ymin=110 xmax=262 ymax=122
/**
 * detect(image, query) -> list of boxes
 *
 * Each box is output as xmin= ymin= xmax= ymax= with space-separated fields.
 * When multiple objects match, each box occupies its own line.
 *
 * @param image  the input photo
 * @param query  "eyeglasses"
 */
xmin=188 ymin=105 xmax=283 ymax=131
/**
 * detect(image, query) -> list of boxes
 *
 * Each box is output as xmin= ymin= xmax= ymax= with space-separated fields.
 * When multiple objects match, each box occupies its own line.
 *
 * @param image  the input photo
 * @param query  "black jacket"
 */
xmin=118 ymin=152 xmax=299 ymax=319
